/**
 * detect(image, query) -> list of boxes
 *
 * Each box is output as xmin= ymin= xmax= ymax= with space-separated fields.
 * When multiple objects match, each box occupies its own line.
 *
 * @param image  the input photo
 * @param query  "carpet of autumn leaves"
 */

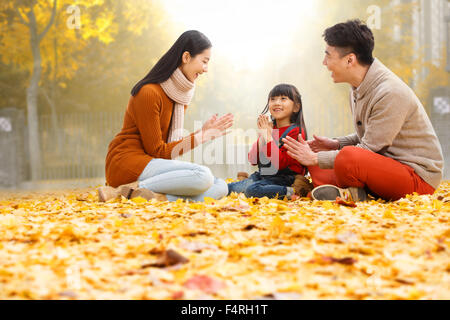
xmin=0 ymin=181 xmax=449 ymax=300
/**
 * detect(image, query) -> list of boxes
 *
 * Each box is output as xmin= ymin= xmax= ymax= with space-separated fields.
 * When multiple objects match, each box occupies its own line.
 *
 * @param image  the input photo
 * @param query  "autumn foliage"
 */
xmin=0 ymin=182 xmax=448 ymax=299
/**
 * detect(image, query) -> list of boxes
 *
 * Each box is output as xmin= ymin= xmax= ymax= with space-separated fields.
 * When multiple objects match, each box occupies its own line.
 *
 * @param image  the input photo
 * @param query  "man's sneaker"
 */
xmin=311 ymin=185 xmax=368 ymax=202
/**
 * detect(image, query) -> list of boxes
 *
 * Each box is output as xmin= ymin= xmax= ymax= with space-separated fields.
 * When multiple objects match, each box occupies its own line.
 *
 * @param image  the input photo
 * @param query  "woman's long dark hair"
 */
xmin=261 ymin=84 xmax=308 ymax=140
xmin=131 ymin=30 xmax=212 ymax=96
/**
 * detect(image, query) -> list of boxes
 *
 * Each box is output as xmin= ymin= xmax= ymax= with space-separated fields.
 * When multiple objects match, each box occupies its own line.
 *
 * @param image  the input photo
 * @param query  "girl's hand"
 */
xmin=200 ymin=113 xmax=234 ymax=143
xmin=307 ymin=135 xmax=340 ymax=152
xmin=257 ymin=115 xmax=273 ymax=143
xmin=258 ymin=114 xmax=273 ymax=130
xmin=257 ymin=115 xmax=264 ymax=129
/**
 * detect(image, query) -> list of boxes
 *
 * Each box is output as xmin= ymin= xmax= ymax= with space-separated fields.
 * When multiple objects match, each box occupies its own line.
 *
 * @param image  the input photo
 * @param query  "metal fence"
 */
xmin=0 ymin=108 xmax=27 ymax=188
xmin=38 ymin=111 xmax=123 ymax=180
xmin=0 ymin=109 xmax=124 ymax=188
xmin=430 ymin=86 xmax=450 ymax=180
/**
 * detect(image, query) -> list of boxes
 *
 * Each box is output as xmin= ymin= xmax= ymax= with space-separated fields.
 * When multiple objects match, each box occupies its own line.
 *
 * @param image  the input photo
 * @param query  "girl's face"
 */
xmin=268 ymin=95 xmax=299 ymax=123
xmin=180 ymin=48 xmax=211 ymax=83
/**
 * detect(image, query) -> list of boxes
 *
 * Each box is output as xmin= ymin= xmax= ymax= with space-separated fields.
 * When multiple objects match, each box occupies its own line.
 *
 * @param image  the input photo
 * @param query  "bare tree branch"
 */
xmin=38 ymin=0 xmax=57 ymax=42
xmin=16 ymin=8 xmax=29 ymax=26
xmin=40 ymin=86 xmax=52 ymax=106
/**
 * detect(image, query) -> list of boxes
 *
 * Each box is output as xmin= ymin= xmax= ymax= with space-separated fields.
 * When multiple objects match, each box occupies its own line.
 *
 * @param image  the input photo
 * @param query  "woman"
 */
xmin=99 ymin=30 xmax=234 ymax=202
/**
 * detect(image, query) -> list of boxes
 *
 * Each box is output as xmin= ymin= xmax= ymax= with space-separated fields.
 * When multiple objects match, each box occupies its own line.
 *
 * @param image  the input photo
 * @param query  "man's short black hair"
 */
xmin=323 ymin=19 xmax=375 ymax=66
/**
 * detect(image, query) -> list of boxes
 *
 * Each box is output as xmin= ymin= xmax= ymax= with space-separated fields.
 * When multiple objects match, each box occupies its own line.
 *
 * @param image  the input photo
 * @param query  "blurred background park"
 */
xmin=0 ymin=0 xmax=449 ymax=190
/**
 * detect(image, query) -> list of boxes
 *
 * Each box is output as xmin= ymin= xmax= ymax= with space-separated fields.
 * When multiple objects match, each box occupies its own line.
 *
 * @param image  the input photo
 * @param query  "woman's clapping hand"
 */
xmin=200 ymin=113 xmax=234 ymax=143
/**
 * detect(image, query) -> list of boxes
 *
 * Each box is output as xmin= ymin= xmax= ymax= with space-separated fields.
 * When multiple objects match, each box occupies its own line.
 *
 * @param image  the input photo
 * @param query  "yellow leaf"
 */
xmin=189 ymin=203 xmax=204 ymax=210
xmin=383 ymin=209 xmax=396 ymax=220
xmin=278 ymin=283 xmax=303 ymax=293
xmin=289 ymin=214 xmax=302 ymax=223
xmin=131 ymin=197 xmax=147 ymax=204
xmin=432 ymin=200 xmax=443 ymax=211
xmin=113 ymin=217 xmax=123 ymax=228
xmin=204 ymin=197 xmax=216 ymax=205
xmin=276 ymin=203 xmax=290 ymax=212
xmin=360 ymin=212 xmax=371 ymax=220
xmin=270 ymin=215 xmax=285 ymax=237
xmin=170 ymin=219 xmax=184 ymax=233
xmin=322 ymin=201 xmax=335 ymax=210
xmin=151 ymin=231 xmax=160 ymax=240
xmin=408 ymin=288 xmax=424 ymax=300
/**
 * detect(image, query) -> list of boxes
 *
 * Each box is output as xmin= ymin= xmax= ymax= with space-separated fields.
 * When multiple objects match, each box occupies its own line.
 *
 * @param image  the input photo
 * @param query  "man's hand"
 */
xmin=307 ymin=135 xmax=340 ymax=152
xmin=282 ymin=135 xmax=318 ymax=167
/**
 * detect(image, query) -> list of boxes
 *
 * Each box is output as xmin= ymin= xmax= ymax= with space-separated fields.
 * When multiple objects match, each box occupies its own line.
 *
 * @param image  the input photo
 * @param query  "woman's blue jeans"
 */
xmin=138 ymin=159 xmax=228 ymax=202
xmin=227 ymin=172 xmax=295 ymax=199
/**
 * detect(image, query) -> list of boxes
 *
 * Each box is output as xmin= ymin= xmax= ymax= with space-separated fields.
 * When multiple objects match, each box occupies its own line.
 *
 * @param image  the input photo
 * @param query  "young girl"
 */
xmin=228 ymin=84 xmax=308 ymax=199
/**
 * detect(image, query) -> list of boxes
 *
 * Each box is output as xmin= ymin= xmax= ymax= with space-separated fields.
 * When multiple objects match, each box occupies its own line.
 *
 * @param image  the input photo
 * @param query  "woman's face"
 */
xmin=268 ymin=95 xmax=299 ymax=122
xmin=180 ymin=48 xmax=211 ymax=82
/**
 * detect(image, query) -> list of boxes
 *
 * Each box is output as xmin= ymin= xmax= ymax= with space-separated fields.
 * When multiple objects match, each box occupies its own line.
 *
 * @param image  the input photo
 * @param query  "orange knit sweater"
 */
xmin=105 ymin=83 xmax=196 ymax=187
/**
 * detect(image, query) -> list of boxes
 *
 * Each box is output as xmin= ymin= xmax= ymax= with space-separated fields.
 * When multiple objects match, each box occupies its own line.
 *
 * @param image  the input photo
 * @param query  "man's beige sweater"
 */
xmin=317 ymin=58 xmax=444 ymax=189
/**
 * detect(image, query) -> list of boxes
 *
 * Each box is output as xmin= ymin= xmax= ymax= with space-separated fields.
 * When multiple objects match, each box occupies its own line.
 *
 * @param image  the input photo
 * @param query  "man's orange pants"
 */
xmin=309 ymin=146 xmax=435 ymax=201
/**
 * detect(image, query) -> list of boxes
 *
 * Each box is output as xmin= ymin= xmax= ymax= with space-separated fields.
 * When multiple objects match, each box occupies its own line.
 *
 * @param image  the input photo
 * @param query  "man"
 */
xmin=283 ymin=20 xmax=443 ymax=201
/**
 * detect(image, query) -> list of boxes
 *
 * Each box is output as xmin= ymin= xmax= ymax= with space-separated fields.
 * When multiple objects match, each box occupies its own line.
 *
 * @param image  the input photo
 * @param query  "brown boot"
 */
xmin=130 ymin=188 xmax=167 ymax=201
xmin=98 ymin=186 xmax=118 ymax=202
xmin=292 ymin=175 xmax=314 ymax=197
xmin=98 ymin=182 xmax=138 ymax=202
xmin=237 ymin=172 xmax=249 ymax=181
xmin=121 ymin=181 xmax=139 ymax=189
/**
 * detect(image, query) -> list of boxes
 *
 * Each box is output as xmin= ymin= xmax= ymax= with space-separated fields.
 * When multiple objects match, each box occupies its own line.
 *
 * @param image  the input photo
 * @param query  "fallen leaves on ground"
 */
xmin=141 ymin=249 xmax=189 ymax=269
xmin=335 ymin=197 xmax=357 ymax=208
xmin=0 ymin=182 xmax=449 ymax=300
xmin=184 ymin=275 xmax=226 ymax=294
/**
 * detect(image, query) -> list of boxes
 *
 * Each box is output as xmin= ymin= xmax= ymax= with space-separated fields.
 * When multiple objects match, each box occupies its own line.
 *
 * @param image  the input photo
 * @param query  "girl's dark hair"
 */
xmin=261 ymin=84 xmax=308 ymax=140
xmin=131 ymin=30 xmax=212 ymax=96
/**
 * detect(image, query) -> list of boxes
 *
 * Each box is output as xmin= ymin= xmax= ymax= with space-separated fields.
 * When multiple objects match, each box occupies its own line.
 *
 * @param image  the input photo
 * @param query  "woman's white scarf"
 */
xmin=160 ymin=68 xmax=195 ymax=142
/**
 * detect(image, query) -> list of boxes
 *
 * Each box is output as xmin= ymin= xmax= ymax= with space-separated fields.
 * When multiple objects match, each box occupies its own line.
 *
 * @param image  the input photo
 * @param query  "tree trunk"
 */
xmin=24 ymin=1 xmax=57 ymax=180
xmin=49 ymin=12 xmax=63 ymax=156
xmin=26 ymin=9 xmax=42 ymax=181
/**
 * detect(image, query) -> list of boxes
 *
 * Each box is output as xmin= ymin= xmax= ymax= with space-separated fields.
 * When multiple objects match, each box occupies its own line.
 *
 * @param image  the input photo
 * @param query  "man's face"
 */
xmin=322 ymin=45 xmax=350 ymax=83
